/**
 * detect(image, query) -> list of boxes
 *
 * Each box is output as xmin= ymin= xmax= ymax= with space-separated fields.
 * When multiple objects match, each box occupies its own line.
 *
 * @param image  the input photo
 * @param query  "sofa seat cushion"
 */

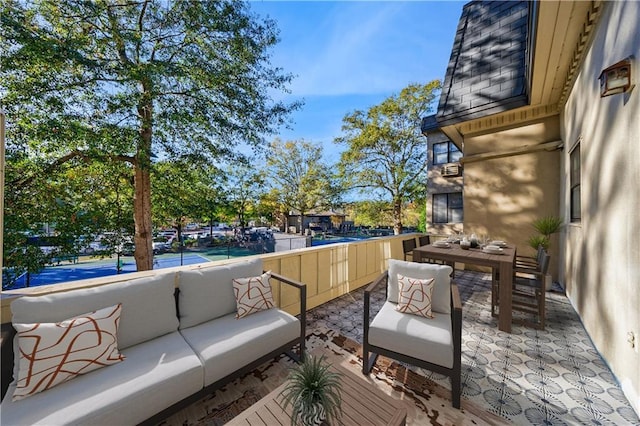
xmin=0 ymin=332 xmax=203 ymax=426
xmin=180 ymin=308 xmax=300 ymax=387
xmin=369 ymin=301 xmax=453 ymax=368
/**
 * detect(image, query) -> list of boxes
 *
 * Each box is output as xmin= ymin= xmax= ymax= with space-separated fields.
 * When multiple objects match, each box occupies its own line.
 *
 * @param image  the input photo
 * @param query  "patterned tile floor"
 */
xmin=307 ymin=270 xmax=640 ymax=425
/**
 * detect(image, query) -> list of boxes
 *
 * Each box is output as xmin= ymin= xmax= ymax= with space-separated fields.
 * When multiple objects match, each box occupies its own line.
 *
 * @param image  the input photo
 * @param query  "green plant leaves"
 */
xmin=279 ymin=355 xmax=343 ymax=426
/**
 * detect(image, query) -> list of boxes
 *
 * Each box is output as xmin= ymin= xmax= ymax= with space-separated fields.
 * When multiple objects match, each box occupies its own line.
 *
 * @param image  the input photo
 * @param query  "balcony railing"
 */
xmin=0 ymin=233 xmax=419 ymax=323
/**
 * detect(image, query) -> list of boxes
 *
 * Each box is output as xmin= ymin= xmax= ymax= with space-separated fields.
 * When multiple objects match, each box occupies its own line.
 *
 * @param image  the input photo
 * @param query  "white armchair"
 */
xmin=363 ymin=260 xmax=462 ymax=408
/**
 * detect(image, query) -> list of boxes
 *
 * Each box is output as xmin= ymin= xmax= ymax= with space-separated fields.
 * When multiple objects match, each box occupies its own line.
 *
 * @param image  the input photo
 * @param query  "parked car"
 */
xmin=152 ymin=237 xmax=169 ymax=254
xmin=118 ymin=242 xmax=135 ymax=256
xmin=158 ymin=230 xmax=176 ymax=238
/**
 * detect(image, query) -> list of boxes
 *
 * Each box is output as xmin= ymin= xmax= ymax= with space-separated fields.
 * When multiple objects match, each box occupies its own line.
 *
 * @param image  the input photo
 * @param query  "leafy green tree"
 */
xmin=151 ymin=160 xmax=222 ymax=250
xmin=199 ymin=183 xmax=230 ymax=239
xmin=255 ymin=191 xmax=281 ymax=228
xmin=3 ymin=154 xmax=134 ymax=288
xmin=2 ymin=1 xmax=298 ymax=270
xmin=266 ymin=139 xmax=338 ymax=234
xmin=253 ymin=189 xmax=288 ymax=231
xmin=335 ymin=81 xmax=440 ymax=235
xmin=346 ymin=200 xmax=393 ymax=229
xmin=226 ymin=164 xmax=265 ymax=231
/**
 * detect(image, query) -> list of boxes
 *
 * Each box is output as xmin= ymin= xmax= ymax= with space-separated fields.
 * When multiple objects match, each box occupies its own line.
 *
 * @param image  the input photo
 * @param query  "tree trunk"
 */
xmin=133 ymin=85 xmax=154 ymax=271
xmin=133 ymin=161 xmax=153 ymax=270
xmin=393 ymin=198 xmax=403 ymax=235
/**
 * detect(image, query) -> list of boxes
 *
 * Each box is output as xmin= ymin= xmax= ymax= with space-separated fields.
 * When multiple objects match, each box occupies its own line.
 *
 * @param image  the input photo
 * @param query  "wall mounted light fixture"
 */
xmin=599 ymin=58 xmax=633 ymax=97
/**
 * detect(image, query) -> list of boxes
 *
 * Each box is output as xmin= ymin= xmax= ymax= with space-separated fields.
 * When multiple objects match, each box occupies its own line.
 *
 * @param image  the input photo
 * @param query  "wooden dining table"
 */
xmin=413 ymin=243 xmax=517 ymax=333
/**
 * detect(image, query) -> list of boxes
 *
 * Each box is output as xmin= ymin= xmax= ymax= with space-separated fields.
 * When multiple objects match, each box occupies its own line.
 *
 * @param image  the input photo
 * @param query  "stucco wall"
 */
xmin=559 ymin=1 xmax=640 ymax=415
xmin=462 ymin=118 xmax=561 ymax=277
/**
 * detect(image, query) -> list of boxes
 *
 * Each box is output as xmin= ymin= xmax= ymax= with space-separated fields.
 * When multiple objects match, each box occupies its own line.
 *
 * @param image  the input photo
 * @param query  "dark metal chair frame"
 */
xmin=362 ymin=270 xmax=462 ymax=408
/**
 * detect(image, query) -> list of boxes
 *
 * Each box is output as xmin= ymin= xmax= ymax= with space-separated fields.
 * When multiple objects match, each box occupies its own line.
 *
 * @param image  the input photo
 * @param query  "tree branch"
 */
xmin=10 ymin=150 xmax=135 ymax=189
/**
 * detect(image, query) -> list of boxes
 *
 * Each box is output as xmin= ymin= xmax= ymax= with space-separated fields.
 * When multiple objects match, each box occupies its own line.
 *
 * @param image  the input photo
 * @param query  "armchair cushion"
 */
xmin=387 ymin=260 xmax=453 ymax=314
xmin=396 ymin=275 xmax=435 ymax=318
xmin=369 ymin=301 xmax=454 ymax=368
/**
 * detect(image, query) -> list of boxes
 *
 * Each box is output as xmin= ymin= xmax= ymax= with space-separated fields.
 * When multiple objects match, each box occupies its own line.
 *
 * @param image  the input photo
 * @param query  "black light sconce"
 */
xmin=599 ymin=57 xmax=633 ymax=97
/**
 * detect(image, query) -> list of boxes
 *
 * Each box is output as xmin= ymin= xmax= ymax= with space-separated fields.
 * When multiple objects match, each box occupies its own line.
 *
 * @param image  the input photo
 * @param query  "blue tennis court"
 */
xmin=9 ymin=253 xmax=211 ymax=289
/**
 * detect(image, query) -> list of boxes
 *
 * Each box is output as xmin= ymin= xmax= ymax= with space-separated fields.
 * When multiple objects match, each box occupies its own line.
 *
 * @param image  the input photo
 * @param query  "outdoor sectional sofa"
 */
xmin=0 ymin=257 xmax=306 ymax=425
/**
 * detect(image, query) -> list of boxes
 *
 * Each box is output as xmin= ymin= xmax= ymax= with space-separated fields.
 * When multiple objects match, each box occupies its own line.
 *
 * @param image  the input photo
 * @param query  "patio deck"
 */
xmin=162 ymin=269 xmax=639 ymax=425
xmin=307 ymin=269 xmax=639 ymax=424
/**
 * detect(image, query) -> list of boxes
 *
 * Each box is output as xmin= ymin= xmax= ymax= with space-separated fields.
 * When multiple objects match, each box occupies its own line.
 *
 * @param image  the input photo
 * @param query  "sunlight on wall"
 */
xmin=463 ymin=150 xmax=560 ymax=263
xmin=560 ymin=1 xmax=640 ymax=414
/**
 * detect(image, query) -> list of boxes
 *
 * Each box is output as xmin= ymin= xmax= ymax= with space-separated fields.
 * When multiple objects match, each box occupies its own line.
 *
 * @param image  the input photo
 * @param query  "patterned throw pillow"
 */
xmin=13 ymin=303 xmax=125 ymax=401
xmin=233 ymin=271 xmax=275 ymax=319
xmin=395 ymin=274 xmax=436 ymax=318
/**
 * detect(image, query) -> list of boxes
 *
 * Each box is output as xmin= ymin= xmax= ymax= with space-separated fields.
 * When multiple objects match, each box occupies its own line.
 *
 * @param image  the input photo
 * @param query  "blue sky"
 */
xmin=249 ymin=1 xmax=466 ymax=161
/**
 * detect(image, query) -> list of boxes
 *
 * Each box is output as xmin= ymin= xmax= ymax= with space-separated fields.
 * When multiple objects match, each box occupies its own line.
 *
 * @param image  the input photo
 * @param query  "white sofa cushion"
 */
xmin=369 ymin=301 xmax=453 ymax=368
xmin=180 ymin=308 xmax=300 ymax=387
xmin=177 ymin=258 xmax=263 ymax=328
xmin=1 ymin=332 xmax=203 ymax=426
xmin=11 ymin=273 xmax=178 ymax=350
xmin=387 ymin=259 xmax=452 ymax=314
xmin=13 ymin=304 xmax=125 ymax=401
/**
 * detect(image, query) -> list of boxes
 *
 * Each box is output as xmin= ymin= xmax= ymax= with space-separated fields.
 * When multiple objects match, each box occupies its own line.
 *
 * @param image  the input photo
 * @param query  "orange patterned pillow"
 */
xmin=233 ymin=271 xmax=275 ymax=319
xmin=12 ymin=304 xmax=125 ymax=401
xmin=395 ymin=274 xmax=435 ymax=318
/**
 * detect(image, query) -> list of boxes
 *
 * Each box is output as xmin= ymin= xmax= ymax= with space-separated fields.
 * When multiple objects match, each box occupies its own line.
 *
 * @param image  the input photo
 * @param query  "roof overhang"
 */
xmin=429 ymin=1 xmax=603 ymax=147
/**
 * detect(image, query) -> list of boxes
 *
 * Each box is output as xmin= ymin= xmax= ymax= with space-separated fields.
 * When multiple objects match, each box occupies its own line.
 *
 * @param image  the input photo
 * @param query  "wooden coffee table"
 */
xmin=227 ymin=354 xmax=407 ymax=426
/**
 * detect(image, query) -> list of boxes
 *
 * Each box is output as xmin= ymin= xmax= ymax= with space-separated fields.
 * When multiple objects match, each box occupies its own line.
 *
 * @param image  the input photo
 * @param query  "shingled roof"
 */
xmin=435 ymin=0 xmax=533 ymax=127
xmin=420 ymin=114 xmax=439 ymax=134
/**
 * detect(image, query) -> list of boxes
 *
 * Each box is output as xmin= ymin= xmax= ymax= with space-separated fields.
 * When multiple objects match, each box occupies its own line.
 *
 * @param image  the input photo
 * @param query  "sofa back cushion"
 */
xmin=11 ymin=273 xmax=179 ymax=351
xmin=387 ymin=259 xmax=452 ymax=314
xmin=177 ymin=258 xmax=263 ymax=329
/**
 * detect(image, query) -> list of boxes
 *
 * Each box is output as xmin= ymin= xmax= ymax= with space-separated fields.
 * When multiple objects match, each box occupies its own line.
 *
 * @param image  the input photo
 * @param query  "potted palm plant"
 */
xmin=527 ymin=216 xmax=563 ymax=290
xmin=279 ymin=355 xmax=343 ymax=426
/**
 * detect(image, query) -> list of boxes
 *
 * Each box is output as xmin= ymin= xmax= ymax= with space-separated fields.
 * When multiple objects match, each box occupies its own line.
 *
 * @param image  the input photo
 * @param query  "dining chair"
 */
xmin=492 ymin=246 xmax=547 ymax=308
xmin=515 ymin=245 xmax=545 ymax=269
xmin=363 ymin=260 xmax=462 ymax=408
xmin=418 ymin=235 xmax=431 ymax=246
xmin=492 ymin=253 xmax=550 ymax=330
xmin=416 ymin=234 xmax=451 ymax=271
xmin=402 ymin=238 xmax=417 ymax=261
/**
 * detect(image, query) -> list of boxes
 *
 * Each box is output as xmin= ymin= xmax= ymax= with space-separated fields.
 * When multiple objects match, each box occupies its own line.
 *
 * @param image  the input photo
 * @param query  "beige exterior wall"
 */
xmin=461 ymin=117 xmax=561 ymax=278
xmin=559 ymin=1 xmax=640 ymax=414
xmin=1 ymin=233 xmax=416 ymax=324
